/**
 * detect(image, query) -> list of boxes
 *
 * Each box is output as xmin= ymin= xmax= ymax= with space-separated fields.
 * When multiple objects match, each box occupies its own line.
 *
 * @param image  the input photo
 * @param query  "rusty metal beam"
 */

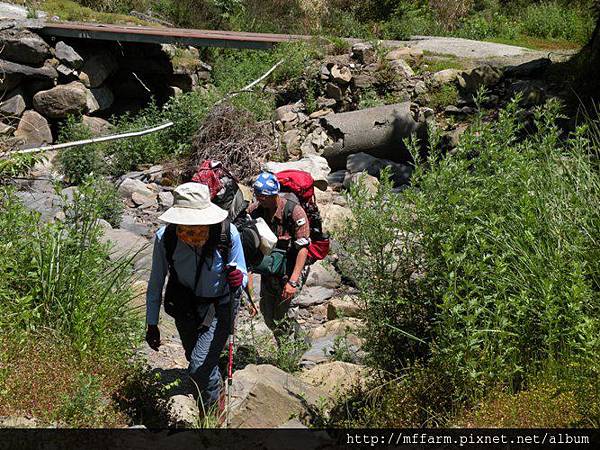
xmin=37 ymin=22 xmax=310 ymax=50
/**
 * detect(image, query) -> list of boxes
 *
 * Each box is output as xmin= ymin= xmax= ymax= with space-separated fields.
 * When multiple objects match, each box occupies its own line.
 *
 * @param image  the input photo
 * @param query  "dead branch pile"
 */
xmin=188 ymin=103 xmax=274 ymax=182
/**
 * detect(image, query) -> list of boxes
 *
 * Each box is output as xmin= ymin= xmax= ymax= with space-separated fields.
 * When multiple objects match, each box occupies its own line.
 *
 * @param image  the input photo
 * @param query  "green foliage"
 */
xmin=338 ymin=98 xmax=600 ymax=422
xmin=520 ymin=1 xmax=594 ymax=43
xmin=0 ymin=184 xmax=141 ymax=357
xmin=55 ymin=373 xmax=106 ymax=427
xmin=428 ymin=83 xmax=459 ymax=110
xmin=56 ymin=116 xmax=105 ymax=184
xmin=86 ymin=176 xmax=124 ymax=228
xmin=0 ymin=152 xmax=43 ymax=184
xmin=358 ymin=88 xmax=385 ymax=109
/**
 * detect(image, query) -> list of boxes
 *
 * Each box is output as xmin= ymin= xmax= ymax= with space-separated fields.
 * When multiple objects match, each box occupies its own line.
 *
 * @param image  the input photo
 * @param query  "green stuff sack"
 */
xmin=252 ymin=248 xmax=287 ymax=277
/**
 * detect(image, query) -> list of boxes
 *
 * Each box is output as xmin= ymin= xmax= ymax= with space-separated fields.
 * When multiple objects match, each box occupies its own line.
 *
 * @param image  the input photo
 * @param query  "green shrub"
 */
xmin=56 ymin=116 xmax=105 ymax=184
xmin=84 ymin=176 xmax=124 ymax=228
xmin=339 ymin=97 xmax=600 ymax=408
xmin=0 ymin=183 xmax=141 ymax=357
xmin=520 ymin=1 xmax=594 ymax=43
xmin=428 ymin=83 xmax=459 ymax=110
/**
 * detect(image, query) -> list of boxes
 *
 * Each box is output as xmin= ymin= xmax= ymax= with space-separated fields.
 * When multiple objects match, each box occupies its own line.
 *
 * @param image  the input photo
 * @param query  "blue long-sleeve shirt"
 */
xmin=146 ymin=224 xmax=248 ymax=325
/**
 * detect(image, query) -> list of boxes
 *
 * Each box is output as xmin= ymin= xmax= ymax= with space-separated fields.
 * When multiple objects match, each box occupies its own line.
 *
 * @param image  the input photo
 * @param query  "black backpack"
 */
xmin=190 ymin=160 xmax=263 ymax=269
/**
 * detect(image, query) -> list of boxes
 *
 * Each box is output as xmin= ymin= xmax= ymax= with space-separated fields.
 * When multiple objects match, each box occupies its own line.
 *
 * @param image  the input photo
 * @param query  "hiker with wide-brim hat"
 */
xmin=145 ymin=182 xmax=247 ymax=412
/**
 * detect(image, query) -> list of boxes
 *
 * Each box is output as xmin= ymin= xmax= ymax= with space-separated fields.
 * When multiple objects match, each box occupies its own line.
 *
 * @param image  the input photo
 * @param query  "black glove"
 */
xmin=146 ymin=325 xmax=161 ymax=351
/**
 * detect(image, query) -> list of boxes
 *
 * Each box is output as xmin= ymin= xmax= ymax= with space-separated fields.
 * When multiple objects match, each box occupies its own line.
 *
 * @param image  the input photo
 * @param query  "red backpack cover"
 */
xmin=276 ymin=169 xmax=329 ymax=262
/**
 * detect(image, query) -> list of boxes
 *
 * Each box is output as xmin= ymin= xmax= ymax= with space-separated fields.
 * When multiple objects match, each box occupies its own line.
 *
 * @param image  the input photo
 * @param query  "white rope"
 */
xmin=1 ymin=121 xmax=174 ymax=157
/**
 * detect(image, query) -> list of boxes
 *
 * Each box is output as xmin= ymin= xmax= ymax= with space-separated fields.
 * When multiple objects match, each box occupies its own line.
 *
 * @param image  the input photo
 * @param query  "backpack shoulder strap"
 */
xmin=163 ymin=224 xmax=178 ymax=269
xmin=219 ymin=217 xmax=232 ymax=268
xmin=282 ymin=196 xmax=299 ymax=234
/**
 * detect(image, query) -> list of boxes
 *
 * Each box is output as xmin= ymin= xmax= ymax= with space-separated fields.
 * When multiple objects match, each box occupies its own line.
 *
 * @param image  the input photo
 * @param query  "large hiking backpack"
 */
xmin=276 ymin=169 xmax=330 ymax=263
xmin=191 ymin=160 xmax=264 ymax=268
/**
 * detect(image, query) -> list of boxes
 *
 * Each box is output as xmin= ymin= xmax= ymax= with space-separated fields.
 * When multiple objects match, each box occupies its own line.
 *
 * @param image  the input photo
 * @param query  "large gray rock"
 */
xmin=100 ymin=228 xmax=150 ymax=262
xmin=117 ymin=178 xmax=155 ymax=200
xmin=321 ymin=103 xmax=426 ymax=170
xmin=229 ymin=364 xmax=328 ymax=428
xmin=264 ymin=154 xmax=331 ymax=191
xmin=305 ymin=260 xmax=341 ymax=289
xmin=327 ymin=295 xmax=362 ymax=320
xmin=81 ymin=52 xmax=118 ymax=88
xmin=89 ymin=85 xmax=114 ymax=111
xmin=0 ymin=28 xmax=51 ymax=65
xmin=294 ymin=285 xmax=335 ymax=308
xmin=81 ymin=115 xmax=113 ymax=136
xmin=33 ymin=81 xmax=89 ymax=119
xmin=0 ymin=87 xmax=26 ymax=117
xmin=14 ymin=110 xmax=52 ymax=148
xmin=457 ymin=65 xmax=503 ymax=96
xmin=389 ymin=58 xmax=414 ymax=78
xmin=433 ymin=68 xmax=460 ymax=85
xmin=14 ymin=191 xmax=61 ymax=221
xmin=301 ymin=318 xmax=364 ymax=367
xmin=346 ymin=152 xmax=413 ymax=186
xmin=299 ymin=361 xmax=367 ymax=397
xmin=54 ymin=41 xmax=83 ymax=69
xmin=343 ymin=171 xmax=380 ymax=194
xmin=352 ymin=43 xmax=376 ymax=65
xmin=0 ymin=59 xmax=57 ymax=82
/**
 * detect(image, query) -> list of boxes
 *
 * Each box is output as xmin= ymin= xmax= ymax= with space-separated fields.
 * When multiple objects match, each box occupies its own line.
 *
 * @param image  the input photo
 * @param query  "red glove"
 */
xmin=226 ymin=268 xmax=244 ymax=289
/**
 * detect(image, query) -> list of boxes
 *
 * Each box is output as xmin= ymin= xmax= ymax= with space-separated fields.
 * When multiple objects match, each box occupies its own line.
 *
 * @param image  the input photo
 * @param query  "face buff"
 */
xmin=177 ymin=225 xmax=210 ymax=247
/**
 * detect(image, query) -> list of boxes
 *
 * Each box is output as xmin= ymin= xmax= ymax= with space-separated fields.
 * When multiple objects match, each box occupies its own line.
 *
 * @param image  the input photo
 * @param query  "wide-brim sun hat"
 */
xmin=158 ymin=182 xmax=228 ymax=225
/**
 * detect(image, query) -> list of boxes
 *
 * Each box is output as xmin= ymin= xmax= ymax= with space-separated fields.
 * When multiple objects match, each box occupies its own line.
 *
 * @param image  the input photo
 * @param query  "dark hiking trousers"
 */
xmin=174 ymin=294 xmax=239 ymax=409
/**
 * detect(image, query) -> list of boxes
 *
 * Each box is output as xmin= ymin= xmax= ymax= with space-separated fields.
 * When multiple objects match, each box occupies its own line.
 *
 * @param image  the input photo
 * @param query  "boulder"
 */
xmin=117 ymin=178 xmax=155 ymax=199
xmin=0 ymin=59 xmax=57 ymax=82
xmin=274 ymin=103 xmax=299 ymax=122
xmin=346 ymin=152 xmax=413 ymax=186
xmin=352 ymin=73 xmax=376 ymax=89
xmin=33 ymin=81 xmax=89 ymax=119
xmin=319 ymin=203 xmax=352 ymax=232
xmin=0 ymin=87 xmax=26 ymax=117
xmin=305 ymin=260 xmax=342 ymax=289
xmin=457 ymin=65 xmax=502 ymax=96
xmin=158 ymin=191 xmax=174 ymax=208
xmin=320 ymin=102 xmax=426 ymax=170
xmin=301 ymin=318 xmax=364 ymax=367
xmin=385 ymin=47 xmax=423 ymax=64
xmin=325 ymin=82 xmax=343 ymax=101
xmin=352 ymin=43 xmax=376 ymax=65
xmin=0 ymin=28 xmax=51 ymax=65
xmin=166 ymin=394 xmax=198 ymax=427
xmin=389 ymin=58 xmax=414 ymax=78
xmin=343 ymin=171 xmax=379 ymax=194
xmin=294 ymin=285 xmax=335 ymax=308
xmin=281 ymin=129 xmax=302 ymax=157
xmin=99 ymin=228 xmax=150 ymax=262
xmin=54 ymin=41 xmax=84 ymax=69
xmin=81 ymin=51 xmax=118 ymax=88
xmin=300 ymin=129 xmax=331 ymax=156
xmin=327 ymin=295 xmax=362 ymax=320
xmin=81 ymin=116 xmax=113 ymax=136
xmin=330 ymin=65 xmax=352 ymax=85
xmin=14 ymin=110 xmax=52 ymax=148
xmin=229 ymin=364 xmax=328 ymax=428
xmin=433 ymin=68 xmax=460 ymax=85
xmin=299 ymin=361 xmax=367 ymax=397
xmin=89 ymin=85 xmax=114 ymax=112
xmin=264 ymin=154 xmax=331 ymax=191
xmin=14 ymin=191 xmax=61 ymax=221
xmin=56 ymin=63 xmax=77 ymax=81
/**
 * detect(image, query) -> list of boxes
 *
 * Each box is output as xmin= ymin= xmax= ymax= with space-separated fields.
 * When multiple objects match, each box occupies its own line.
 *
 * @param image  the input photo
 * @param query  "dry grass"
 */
xmin=188 ymin=103 xmax=274 ymax=183
xmin=0 ymin=336 xmax=132 ymax=427
xmin=455 ymin=384 xmax=583 ymax=428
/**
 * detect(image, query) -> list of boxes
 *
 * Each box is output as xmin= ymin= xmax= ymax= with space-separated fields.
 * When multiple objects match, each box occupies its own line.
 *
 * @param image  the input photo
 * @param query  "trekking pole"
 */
xmin=225 ymin=263 xmax=238 ymax=428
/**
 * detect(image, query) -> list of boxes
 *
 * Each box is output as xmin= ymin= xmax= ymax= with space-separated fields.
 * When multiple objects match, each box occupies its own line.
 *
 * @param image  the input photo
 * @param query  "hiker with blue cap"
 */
xmin=247 ymin=172 xmax=311 ymax=343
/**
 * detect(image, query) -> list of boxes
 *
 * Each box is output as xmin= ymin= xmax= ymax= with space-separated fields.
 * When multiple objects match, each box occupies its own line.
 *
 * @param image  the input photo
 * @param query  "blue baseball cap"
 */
xmin=253 ymin=172 xmax=280 ymax=196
